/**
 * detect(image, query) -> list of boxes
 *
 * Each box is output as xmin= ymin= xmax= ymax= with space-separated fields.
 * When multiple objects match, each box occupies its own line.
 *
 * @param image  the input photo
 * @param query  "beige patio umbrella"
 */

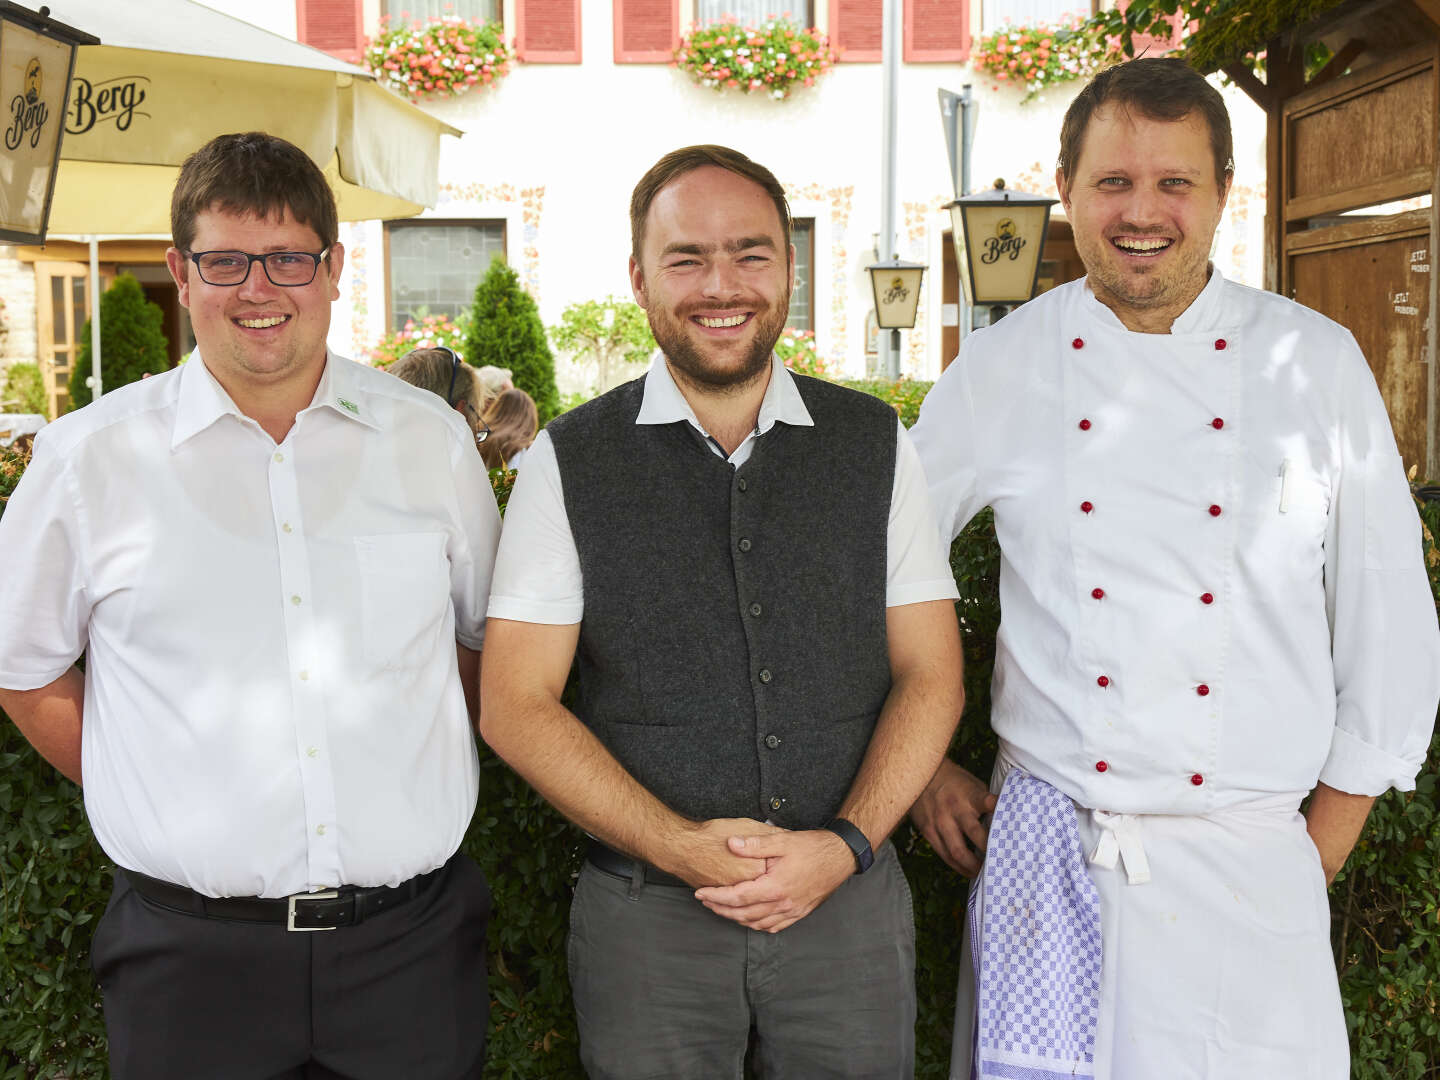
xmin=28 ymin=0 xmax=461 ymax=392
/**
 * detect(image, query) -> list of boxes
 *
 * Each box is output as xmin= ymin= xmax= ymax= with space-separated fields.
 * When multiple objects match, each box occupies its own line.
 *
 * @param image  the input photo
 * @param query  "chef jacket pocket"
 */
xmin=355 ymin=532 xmax=452 ymax=669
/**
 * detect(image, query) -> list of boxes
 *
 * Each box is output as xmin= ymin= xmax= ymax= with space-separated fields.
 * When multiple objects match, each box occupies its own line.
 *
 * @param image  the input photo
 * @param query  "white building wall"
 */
xmin=0 ymin=247 xmax=39 ymax=376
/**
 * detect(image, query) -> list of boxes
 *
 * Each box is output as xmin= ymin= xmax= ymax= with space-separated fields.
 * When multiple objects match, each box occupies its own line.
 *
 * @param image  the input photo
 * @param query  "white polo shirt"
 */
xmin=0 ymin=352 xmax=501 ymax=898
xmin=488 ymin=354 xmax=960 ymax=624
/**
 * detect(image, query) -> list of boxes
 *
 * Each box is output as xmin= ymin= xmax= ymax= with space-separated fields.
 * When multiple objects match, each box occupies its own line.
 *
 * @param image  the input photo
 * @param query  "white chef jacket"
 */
xmin=0 ymin=352 xmax=501 ymax=898
xmin=488 ymin=353 xmax=960 ymax=623
xmin=912 ymin=270 xmax=1440 ymax=815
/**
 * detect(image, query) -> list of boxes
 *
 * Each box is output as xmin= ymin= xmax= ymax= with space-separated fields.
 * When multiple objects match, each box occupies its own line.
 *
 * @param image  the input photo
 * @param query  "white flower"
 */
xmin=724 ymin=48 xmax=734 ymax=56
xmin=772 ymin=89 xmax=785 ymax=98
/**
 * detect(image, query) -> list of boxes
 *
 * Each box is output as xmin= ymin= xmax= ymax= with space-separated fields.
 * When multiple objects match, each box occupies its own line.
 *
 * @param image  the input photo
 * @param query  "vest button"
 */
xmin=738 ymin=538 xmax=752 ymax=552
xmin=769 ymin=796 xmax=783 ymax=810
xmin=749 ymin=602 xmax=763 ymax=617
xmin=738 ymin=477 xmax=748 ymax=492
xmin=758 ymin=669 xmax=772 ymax=684
xmin=764 ymin=734 xmax=780 ymax=749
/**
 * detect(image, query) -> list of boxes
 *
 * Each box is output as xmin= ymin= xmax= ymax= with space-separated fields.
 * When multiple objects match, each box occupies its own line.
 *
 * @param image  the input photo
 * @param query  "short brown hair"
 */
xmin=630 ymin=145 xmax=791 ymax=260
xmin=171 ymin=132 xmax=339 ymax=254
xmin=1057 ymin=58 xmax=1233 ymax=192
xmin=389 ymin=347 xmax=482 ymax=416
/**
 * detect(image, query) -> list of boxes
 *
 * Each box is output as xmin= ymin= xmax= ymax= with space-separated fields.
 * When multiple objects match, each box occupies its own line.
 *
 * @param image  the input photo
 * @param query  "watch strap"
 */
xmin=825 ymin=817 xmax=874 ymax=874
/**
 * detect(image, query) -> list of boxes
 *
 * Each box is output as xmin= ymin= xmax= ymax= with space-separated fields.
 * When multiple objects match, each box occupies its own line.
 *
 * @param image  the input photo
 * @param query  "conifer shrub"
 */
xmin=2 ymin=362 xmax=49 ymax=418
xmin=68 ymin=274 xmax=169 ymax=410
xmin=464 ymin=258 xmax=561 ymax=426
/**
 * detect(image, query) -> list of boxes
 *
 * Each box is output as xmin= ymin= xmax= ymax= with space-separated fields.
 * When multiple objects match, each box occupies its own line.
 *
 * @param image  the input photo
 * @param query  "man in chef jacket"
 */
xmin=909 ymin=57 xmax=1440 ymax=1079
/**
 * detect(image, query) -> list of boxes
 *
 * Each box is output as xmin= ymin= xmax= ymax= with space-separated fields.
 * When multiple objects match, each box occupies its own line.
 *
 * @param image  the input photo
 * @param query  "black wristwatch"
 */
xmin=825 ymin=817 xmax=874 ymax=874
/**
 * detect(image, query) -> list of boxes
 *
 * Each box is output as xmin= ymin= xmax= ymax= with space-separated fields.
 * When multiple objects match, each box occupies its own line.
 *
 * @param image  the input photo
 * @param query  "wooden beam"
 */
xmin=1284 ymin=166 xmax=1433 ymax=221
xmin=1408 ymin=0 xmax=1440 ymax=34
xmin=1265 ymin=34 xmax=1305 ymax=295
xmin=1306 ymin=38 xmax=1369 ymax=90
xmin=1223 ymin=62 xmax=1274 ymax=110
xmin=1283 ymin=208 xmax=1430 ymax=253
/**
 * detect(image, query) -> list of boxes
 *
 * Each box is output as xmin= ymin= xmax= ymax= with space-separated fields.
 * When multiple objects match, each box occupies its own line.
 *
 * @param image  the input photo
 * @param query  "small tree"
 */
xmin=464 ymin=257 xmax=561 ymax=425
xmin=2 ymin=363 xmax=49 ymax=418
xmin=69 ymin=274 xmax=169 ymax=410
xmin=549 ymin=296 xmax=656 ymax=394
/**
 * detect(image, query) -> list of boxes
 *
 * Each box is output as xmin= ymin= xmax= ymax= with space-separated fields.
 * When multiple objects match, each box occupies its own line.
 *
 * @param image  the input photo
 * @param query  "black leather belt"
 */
xmin=586 ymin=840 xmax=688 ymax=888
xmin=122 ymin=863 xmax=445 ymax=931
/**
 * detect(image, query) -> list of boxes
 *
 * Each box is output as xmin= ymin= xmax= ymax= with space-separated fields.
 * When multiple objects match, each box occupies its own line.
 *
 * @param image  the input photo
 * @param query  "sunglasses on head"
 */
xmin=438 ymin=345 xmax=490 ymax=445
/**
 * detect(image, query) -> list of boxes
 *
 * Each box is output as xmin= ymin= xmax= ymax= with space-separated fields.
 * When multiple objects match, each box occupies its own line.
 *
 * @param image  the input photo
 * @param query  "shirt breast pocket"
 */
xmin=354 ymin=532 xmax=452 ymax=670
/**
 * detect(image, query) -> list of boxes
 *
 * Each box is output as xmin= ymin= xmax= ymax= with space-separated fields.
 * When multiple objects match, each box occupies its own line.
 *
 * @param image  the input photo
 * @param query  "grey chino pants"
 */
xmin=567 ymin=840 xmax=916 ymax=1079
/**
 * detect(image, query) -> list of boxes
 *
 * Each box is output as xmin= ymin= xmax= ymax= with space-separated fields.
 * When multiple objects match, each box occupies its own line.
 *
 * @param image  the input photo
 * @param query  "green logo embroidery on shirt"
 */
xmin=337 ymin=398 xmax=359 ymax=414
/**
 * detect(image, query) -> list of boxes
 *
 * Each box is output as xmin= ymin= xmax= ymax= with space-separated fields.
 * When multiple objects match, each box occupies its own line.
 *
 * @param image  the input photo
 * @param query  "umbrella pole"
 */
xmin=88 ymin=237 xmax=103 ymax=400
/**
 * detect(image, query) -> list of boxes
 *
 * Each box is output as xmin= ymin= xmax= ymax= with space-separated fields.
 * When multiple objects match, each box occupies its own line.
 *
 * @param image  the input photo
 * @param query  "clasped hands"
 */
xmin=680 ymin=818 xmax=855 ymax=935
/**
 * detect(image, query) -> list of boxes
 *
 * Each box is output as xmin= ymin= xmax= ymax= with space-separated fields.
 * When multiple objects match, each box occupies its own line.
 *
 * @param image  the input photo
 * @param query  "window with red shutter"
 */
xmin=614 ymin=0 xmax=679 ymax=62
xmin=828 ymin=0 xmax=881 ymax=61
xmin=518 ymin=0 xmax=583 ymax=62
xmin=296 ymin=0 xmax=364 ymax=64
xmin=904 ymin=0 xmax=968 ymax=61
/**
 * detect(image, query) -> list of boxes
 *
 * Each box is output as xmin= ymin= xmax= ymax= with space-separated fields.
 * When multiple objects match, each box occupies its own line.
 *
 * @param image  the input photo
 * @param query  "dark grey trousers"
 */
xmin=90 ymin=855 xmax=491 ymax=1080
xmin=567 ymin=840 xmax=916 ymax=1079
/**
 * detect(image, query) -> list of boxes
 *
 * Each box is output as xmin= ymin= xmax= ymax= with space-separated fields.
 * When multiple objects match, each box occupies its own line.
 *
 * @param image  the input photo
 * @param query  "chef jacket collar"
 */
xmin=1080 ymin=263 xmax=1230 ymax=335
xmin=171 ymin=348 xmax=379 ymax=450
xmin=635 ymin=351 xmax=815 ymax=436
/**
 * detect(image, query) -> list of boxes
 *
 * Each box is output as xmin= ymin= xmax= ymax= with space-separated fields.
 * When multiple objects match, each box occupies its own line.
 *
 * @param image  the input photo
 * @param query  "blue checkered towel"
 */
xmin=969 ymin=770 xmax=1103 ymax=1080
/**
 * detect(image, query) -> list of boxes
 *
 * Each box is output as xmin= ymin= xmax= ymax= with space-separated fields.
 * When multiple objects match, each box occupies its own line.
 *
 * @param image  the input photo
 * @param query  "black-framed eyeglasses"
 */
xmin=184 ymin=248 xmax=331 ymax=287
xmin=439 ymin=344 xmax=490 ymax=445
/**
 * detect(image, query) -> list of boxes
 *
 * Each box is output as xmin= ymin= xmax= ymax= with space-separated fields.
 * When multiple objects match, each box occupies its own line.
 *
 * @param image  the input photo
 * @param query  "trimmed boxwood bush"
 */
xmin=67 ymin=275 xmax=169 ymax=412
xmin=1 ymin=440 xmax=1438 ymax=1078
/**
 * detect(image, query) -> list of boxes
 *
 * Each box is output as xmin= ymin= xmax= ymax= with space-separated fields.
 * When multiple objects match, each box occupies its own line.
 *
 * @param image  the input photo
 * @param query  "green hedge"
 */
xmin=2 ymin=442 xmax=1438 ymax=1078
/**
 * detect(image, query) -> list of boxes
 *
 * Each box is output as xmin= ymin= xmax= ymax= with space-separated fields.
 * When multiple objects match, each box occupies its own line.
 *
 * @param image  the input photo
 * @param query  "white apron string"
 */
xmin=1089 ymin=809 xmax=1151 ymax=885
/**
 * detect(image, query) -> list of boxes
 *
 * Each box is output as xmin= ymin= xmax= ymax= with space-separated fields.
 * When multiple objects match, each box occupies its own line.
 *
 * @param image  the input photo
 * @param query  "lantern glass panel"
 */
xmin=870 ymin=265 xmax=924 ymax=329
xmin=962 ymin=202 xmax=1050 ymax=304
xmin=0 ymin=18 xmax=73 ymax=240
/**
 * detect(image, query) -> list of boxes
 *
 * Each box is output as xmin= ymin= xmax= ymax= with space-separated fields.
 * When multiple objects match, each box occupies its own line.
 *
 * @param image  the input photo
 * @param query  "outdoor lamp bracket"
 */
xmin=948 ymin=178 xmax=1058 ymax=308
xmin=865 ymin=256 xmax=927 ymax=330
xmin=0 ymin=3 xmax=99 ymax=245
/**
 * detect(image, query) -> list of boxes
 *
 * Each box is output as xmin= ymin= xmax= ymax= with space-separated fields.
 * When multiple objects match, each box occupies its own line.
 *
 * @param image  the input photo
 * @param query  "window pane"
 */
xmin=786 ymin=219 xmax=813 ymax=331
xmin=696 ymin=0 xmax=814 ymax=26
xmin=73 ymin=277 xmax=87 ymax=321
xmin=982 ymin=0 xmax=1086 ymax=32
xmin=53 ymin=349 xmax=69 ymax=372
xmin=382 ymin=0 xmax=500 ymax=23
xmin=52 ymin=277 xmax=66 ymax=344
xmin=388 ymin=221 xmax=507 ymax=330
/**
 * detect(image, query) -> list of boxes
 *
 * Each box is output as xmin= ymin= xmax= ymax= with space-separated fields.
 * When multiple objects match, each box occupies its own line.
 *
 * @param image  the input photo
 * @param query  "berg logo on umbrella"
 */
xmin=6 ymin=57 xmax=49 ymax=151
xmin=66 ymin=75 xmax=149 ymax=135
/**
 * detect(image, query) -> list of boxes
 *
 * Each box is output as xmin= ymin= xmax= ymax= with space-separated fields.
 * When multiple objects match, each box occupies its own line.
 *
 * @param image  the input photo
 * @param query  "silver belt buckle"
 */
xmin=286 ymin=889 xmax=340 ymax=931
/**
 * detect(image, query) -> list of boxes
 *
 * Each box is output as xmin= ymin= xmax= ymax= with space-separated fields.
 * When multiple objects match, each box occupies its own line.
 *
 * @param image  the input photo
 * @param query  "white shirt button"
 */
xmin=273 ymin=452 xmax=284 ymax=463
xmin=306 ymin=746 xmax=318 ymax=758
xmin=316 ymin=824 xmax=326 ymax=836
xmin=282 ymin=523 xmax=293 ymax=534
xmin=298 ymin=670 xmax=309 ymax=681
xmin=290 ymin=595 xmax=302 ymax=606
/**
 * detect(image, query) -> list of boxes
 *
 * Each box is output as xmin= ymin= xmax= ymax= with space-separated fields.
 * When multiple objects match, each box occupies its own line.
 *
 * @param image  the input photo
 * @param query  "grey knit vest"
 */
xmin=546 ymin=371 xmax=896 ymax=828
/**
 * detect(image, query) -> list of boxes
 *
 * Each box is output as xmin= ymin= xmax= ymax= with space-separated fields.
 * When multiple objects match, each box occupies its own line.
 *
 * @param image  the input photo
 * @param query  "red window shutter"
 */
xmin=518 ymin=0 xmax=583 ymax=62
xmin=296 ymin=0 xmax=364 ymax=64
xmin=1116 ymin=0 xmax=1185 ymax=57
xmin=614 ymin=0 xmax=677 ymax=63
xmin=904 ymin=0 xmax=968 ymax=61
xmin=829 ymin=0 xmax=882 ymax=62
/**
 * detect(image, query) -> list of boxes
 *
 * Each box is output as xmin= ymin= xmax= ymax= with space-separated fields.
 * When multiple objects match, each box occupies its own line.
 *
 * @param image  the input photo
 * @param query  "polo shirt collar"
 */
xmin=635 ymin=352 xmax=815 ymax=435
xmin=171 ymin=349 xmax=379 ymax=450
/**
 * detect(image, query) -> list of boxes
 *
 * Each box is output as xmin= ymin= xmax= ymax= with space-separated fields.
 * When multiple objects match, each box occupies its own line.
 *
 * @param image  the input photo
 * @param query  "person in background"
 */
xmin=389 ymin=345 xmax=491 ymax=452
xmin=478 ymin=388 xmax=537 ymax=471
xmin=475 ymin=365 xmax=514 ymax=401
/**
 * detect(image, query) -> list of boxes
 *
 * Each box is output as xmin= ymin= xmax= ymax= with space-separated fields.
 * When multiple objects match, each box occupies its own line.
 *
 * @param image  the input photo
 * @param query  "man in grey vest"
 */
xmin=480 ymin=145 xmax=965 ymax=1078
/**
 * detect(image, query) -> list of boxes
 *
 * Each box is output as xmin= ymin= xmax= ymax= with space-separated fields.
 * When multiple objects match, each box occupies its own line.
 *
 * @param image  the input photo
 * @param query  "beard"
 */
xmin=647 ymin=290 xmax=790 ymax=391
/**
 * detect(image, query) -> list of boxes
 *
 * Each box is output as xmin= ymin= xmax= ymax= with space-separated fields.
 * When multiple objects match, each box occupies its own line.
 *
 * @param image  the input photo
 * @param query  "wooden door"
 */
xmin=34 ymin=261 xmax=112 ymax=417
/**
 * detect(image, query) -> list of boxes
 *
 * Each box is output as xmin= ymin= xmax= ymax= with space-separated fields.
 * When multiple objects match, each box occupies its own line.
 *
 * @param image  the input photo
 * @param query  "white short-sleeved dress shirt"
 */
xmin=912 ymin=270 xmax=1440 ymax=814
xmin=0 ymin=352 xmax=502 ymax=898
xmin=487 ymin=354 xmax=960 ymax=623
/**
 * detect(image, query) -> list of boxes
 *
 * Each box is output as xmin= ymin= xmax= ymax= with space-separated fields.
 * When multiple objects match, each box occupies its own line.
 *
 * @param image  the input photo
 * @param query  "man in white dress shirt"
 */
xmin=909 ymin=59 xmax=1440 ymax=1078
xmin=480 ymin=145 xmax=965 ymax=1077
xmin=0 ymin=133 xmax=501 ymax=1079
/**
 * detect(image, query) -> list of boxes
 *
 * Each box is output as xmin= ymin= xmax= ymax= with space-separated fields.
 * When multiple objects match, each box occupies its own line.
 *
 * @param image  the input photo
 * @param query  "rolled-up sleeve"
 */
xmin=0 ymin=433 xmax=92 ymax=689
xmin=1319 ymin=338 xmax=1440 ymax=795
